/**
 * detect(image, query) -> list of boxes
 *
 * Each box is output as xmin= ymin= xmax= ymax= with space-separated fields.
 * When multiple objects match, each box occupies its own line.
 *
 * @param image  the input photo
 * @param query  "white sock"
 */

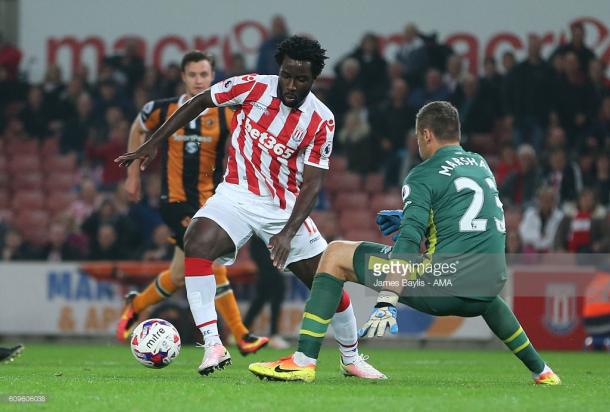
xmin=185 ymin=276 xmax=221 ymax=346
xmin=293 ymin=351 xmax=317 ymax=367
xmin=331 ymin=303 xmax=359 ymax=364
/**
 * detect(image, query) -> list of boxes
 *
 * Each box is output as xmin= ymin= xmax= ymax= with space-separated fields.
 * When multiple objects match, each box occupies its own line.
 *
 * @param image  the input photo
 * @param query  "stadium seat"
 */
xmin=310 ymin=210 xmax=338 ymax=239
xmin=47 ymin=192 xmax=78 ymax=216
xmin=0 ymin=173 xmax=8 ymax=190
xmin=7 ymin=155 xmax=40 ymax=173
xmin=0 ymin=208 xmax=14 ymax=223
xmin=21 ymin=226 xmax=49 ymax=247
xmin=11 ymin=172 xmax=45 ymax=191
xmin=45 ymin=172 xmax=77 ymax=192
xmin=370 ymin=193 xmax=404 ymax=211
xmin=325 ymin=171 xmax=362 ymax=193
xmin=12 ymin=190 xmax=45 ymax=210
xmin=0 ymin=191 xmax=9 ymax=209
xmin=364 ymin=173 xmax=385 ymax=194
xmin=15 ymin=209 xmax=50 ymax=232
xmin=0 ymin=155 xmax=7 ymax=172
xmin=333 ymin=192 xmax=369 ymax=210
xmin=343 ymin=229 xmax=384 ymax=243
xmin=7 ymin=139 xmax=39 ymax=156
xmin=331 ymin=156 xmax=348 ymax=172
xmin=339 ymin=210 xmax=376 ymax=233
xmin=40 ymin=137 xmax=60 ymax=156
xmin=42 ymin=154 xmax=77 ymax=173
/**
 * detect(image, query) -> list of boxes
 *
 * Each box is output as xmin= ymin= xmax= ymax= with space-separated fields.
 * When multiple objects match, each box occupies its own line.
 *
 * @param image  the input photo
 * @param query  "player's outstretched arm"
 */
xmin=268 ymin=165 xmax=326 ymax=270
xmin=115 ymin=90 xmax=215 ymax=170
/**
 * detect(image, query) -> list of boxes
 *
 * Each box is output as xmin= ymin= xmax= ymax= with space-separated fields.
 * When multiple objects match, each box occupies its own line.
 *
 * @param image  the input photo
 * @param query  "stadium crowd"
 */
xmin=0 ymin=18 xmax=609 ymax=263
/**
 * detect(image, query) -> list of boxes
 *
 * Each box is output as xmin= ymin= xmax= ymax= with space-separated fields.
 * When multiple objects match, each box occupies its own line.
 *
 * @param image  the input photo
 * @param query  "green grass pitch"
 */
xmin=1 ymin=344 xmax=609 ymax=411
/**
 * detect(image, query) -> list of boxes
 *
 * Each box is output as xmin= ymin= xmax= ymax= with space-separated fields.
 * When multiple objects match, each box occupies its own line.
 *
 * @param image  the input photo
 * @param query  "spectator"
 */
xmin=56 ymin=77 xmax=86 ymax=122
xmin=61 ymin=92 xmax=97 ymax=154
xmin=395 ymin=130 xmax=422 ymax=185
xmin=501 ymin=51 xmax=516 ymax=74
xmin=328 ymin=58 xmax=363 ymax=129
xmin=500 ymin=144 xmax=543 ymax=208
xmin=226 ymin=52 xmax=249 ymax=78
xmin=42 ymin=64 xmax=65 ymax=117
xmin=551 ymin=22 xmax=596 ymax=75
xmin=1 ymin=228 xmax=35 ymax=261
xmin=519 ymin=187 xmax=564 ymax=253
xmin=408 ymin=68 xmax=449 ymax=110
xmin=371 ymin=78 xmax=415 ymax=168
xmin=129 ymin=174 xmax=163 ymax=239
xmin=85 ymin=120 xmax=129 ymax=187
xmin=108 ymin=38 xmax=146 ymax=97
xmin=506 ymin=231 xmax=523 ymax=254
xmin=554 ymin=52 xmax=596 ymax=145
xmin=576 ymin=149 xmax=597 ymax=189
xmin=590 ymin=96 xmax=610 ymax=147
xmin=341 ymin=33 xmax=389 ymax=106
xmin=39 ymin=221 xmax=83 ymax=261
xmin=88 ymin=223 xmax=125 ymax=260
xmin=395 ymin=23 xmax=428 ymax=87
xmin=337 ymin=90 xmax=372 ymax=174
xmin=479 ymin=56 xmax=504 ymax=118
xmin=81 ymin=197 xmax=139 ymax=254
xmin=504 ymin=35 xmax=554 ymax=151
xmin=256 ymin=15 xmax=289 ymax=75
xmin=0 ymin=32 xmax=22 ymax=80
xmin=452 ymin=73 xmax=496 ymax=134
xmin=139 ymin=224 xmax=173 ymax=261
xmin=19 ymin=85 xmax=51 ymax=139
xmin=494 ymin=144 xmax=519 ymax=187
xmin=556 ymin=189 xmax=607 ymax=252
xmin=545 ymin=148 xmax=579 ymax=204
xmin=589 ymin=59 xmax=610 ymax=106
xmin=443 ymin=54 xmax=464 ymax=94
xmin=158 ymin=63 xmax=181 ymax=98
xmin=67 ymin=178 xmax=99 ymax=227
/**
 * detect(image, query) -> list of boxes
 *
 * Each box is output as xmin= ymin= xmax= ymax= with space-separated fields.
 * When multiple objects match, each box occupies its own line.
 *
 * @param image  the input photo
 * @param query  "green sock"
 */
xmin=482 ymin=296 xmax=545 ymax=374
xmin=297 ymin=273 xmax=345 ymax=359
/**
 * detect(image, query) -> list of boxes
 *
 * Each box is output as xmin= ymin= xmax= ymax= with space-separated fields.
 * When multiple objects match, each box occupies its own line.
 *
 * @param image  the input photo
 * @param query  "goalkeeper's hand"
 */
xmin=358 ymin=292 xmax=399 ymax=338
xmin=376 ymin=210 xmax=403 ymax=241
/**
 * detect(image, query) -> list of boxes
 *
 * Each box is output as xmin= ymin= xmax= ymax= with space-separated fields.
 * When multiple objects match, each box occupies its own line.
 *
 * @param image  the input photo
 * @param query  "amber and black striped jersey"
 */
xmin=139 ymin=95 xmax=233 ymax=208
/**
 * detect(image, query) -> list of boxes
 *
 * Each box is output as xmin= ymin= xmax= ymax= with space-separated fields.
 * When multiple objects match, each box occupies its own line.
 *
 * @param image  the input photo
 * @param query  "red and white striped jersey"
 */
xmin=209 ymin=74 xmax=335 ymax=209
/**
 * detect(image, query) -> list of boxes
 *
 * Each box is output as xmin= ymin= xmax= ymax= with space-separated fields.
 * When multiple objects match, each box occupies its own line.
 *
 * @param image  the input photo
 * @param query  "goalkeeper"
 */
xmin=249 ymin=101 xmax=561 ymax=384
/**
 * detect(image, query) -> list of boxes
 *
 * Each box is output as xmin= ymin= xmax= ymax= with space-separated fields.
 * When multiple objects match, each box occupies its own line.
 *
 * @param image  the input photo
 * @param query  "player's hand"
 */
xmin=376 ymin=210 xmax=403 ymax=239
xmin=124 ymin=175 xmax=141 ymax=202
xmin=268 ymin=230 xmax=294 ymax=271
xmin=115 ymin=143 xmax=158 ymax=170
xmin=358 ymin=292 xmax=399 ymax=338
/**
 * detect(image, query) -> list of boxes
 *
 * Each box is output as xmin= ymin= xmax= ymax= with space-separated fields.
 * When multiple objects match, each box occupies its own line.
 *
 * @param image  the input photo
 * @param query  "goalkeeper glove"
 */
xmin=358 ymin=291 xmax=399 ymax=338
xmin=376 ymin=210 xmax=403 ymax=241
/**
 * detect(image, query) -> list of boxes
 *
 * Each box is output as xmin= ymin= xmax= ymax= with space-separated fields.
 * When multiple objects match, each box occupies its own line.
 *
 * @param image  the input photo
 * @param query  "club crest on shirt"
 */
xmin=290 ymin=127 xmax=306 ymax=144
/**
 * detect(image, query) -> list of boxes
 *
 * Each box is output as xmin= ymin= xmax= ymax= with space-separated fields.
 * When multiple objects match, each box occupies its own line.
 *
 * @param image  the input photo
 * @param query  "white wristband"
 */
xmin=377 ymin=291 xmax=399 ymax=307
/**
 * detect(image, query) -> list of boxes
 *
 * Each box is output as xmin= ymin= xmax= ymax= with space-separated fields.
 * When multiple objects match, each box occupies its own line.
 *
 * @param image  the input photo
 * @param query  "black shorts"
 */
xmin=159 ymin=202 xmax=198 ymax=250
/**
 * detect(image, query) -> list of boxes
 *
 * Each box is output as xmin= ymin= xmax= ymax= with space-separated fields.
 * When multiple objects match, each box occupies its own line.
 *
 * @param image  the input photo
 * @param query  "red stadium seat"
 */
xmin=7 ymin=155 xmax=40 ymax=173
xmin=0 ymin=173 xmax=8 ymax=190
xmin=15 ymin=209 xmax=50 ymax=232
xmin=11 ymin=172 xmax=44 ymax=191
xmin=21 ymin=226 xmax=49 ymax=247
xmin=40 ymin=137 xmax=60 ymax=156
xmin=331 ymin=156 xmax=348 ymax=172
xmin=7 ymin=139 xmax=39 ymax=156
xmin=45 ymin=172 xmax=77 ymax=192
xmin=338 ymin=210 xmax=376 ymax=233
xmin=310 ymin=210 xmax=338 ymax=239
xmin=370 ymin=193 xmax=403 ymax=211
xmin=0 ymin=191 xmax=9 ymax=209
xmin=325 ymin=171 xmax=362 ymax=193
xmin=42 ymin=154 xmax=77 ymax=173
xmin=343 ymin=229 xmax=383 ymax=243
xmin=47 ymin=192 xmax=78 ymax=216
xmin=0 ymin=208 xmax=14 ymax=223
xmin=0 ymin=155 xmax=7 ymax=172
xmin=333 ymin=192 xmax=369 ymax=210
xmin=364 ymin=173 xmax=385 ymax=194
xmin=12 ymin=190 xmax=45 ymax=210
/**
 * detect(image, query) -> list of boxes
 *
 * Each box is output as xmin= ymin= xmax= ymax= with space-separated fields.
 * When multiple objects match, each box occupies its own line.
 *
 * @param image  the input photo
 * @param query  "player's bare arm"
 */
xmin=268 ymin=165 xmax=326 ymax=270
xmin=124 ymin=116 xmax=149 ymax=202
xmin=115 ymin=90 xmax=215 ymax=170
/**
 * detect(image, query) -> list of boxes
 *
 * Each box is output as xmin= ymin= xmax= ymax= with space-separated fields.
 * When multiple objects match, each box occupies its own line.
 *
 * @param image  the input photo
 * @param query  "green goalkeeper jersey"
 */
xmin=391 ymin=144 xmax=507 ymax=296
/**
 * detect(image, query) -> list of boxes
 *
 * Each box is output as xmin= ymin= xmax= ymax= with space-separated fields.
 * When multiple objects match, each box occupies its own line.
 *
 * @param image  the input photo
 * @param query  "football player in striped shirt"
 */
xmin=117 ymin=36 xmax=385 ymax=379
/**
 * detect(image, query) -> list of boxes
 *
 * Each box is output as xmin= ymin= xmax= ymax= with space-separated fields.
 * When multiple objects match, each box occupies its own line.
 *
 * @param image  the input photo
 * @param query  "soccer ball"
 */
xmin=130 ymin=318 xmax=181 ymax=368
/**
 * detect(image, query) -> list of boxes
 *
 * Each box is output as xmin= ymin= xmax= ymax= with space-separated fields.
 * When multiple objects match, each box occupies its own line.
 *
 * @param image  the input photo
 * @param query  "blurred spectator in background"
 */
xmin=395 ymin=23 xmax=428 ymax=87
xmin=82 ymin=197 xmax=139 ymax=255
xmin=1 ymin=228 xmax=35 ymax=261
xmin=0 ymin=32 xmax=22 ymax=80
xmin=42 ymin=64 xmax=65 ymax=117
xmin=67 ymin=178 xmax=99 ymax=227
xmin=545 ymin=148 xmax=579 ymax=204
xmin=158 ymin=63 xmax=181 ymax=97
xmin=551 ymin=22 xmax=596 ymax=75
xmin=500 ymin=144 xmax=543 ymax=208
xmin=501 ymin=51 xmax=517 ymax=74
xmin=88 ymin=223 xmax=124 ymax=260
xmin=452 ymin=73 xmax=495 ymax=134
xmin=107 ymin=38 xmax=146 ymax=97
xmin=60 ymin=92 xmax=97 ymax=154
xmin=480 ymin=56 xmax=504 ymax=118
xmin=256 ymin=15 xmax=289 ymax=74
xmin=576 ymin=149 xmax=597 ymax=189
xmin=337 ymin=89 xmax=372 ymax=174
xmin=139 ymin=224 xmax=173 ymax=261
xmin=371 ymin=78 xmax=415 ymax=171
xmin=555 ymin=189 xmax=608 ymax=252
xmin=56 ymin=77 xmax=86 ymax=122
xmin=594 ymin=152 xmax=610 ymax=206
xmin=129 ymin=174 xmax=163 ymax=240
xmin=394 ymin=130 xmax=422 ymax=186
xmin=494 ymin=144 xmax=519 ymax=187
xmin=519 ymin=187 xmax=564 ymax=253
xmin=588 ymin=59 xmax=610 ymax=106
xmin=226 ymin=52 xmax=249 ymax=77
xmin=19 ymin=85 xmax=51 ymax=139
xmin=244 ymin=237 xmax=288 ymax=349
xmin=93 ymin=80 xmax=130 ymax=128
xmin=590 ymin=96 xmax=610 ymax=148
xmin=408 ymin=68 xmax=449 ymax=110
xmin=504 ymin=35 xmax=553 ymax=152
xmin=85 ymin=120 xmax=129 ymax=188
xmin=554 ymin=51 xmax=596 ymax=145
xmin=506 ymin=231 xmax=523 ymax=254
xmin=341 ymin=33 xmax=388 ymax=106
xmin=328 ymin=58 xmax=362 ymax=129
xmin=443 ymin=54 xmax=464 ymax=94
xmin=38 ymin=221 xmax=83 ymax=261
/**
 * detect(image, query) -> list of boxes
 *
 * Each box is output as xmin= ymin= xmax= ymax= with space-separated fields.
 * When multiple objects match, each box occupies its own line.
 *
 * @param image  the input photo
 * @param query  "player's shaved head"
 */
xmin=416 ymin=101 xmax=461 ymax=142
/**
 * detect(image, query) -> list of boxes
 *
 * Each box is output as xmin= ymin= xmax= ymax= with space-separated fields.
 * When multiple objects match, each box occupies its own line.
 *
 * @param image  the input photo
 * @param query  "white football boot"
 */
xmin=197 ymin=342 xmax=232 ymax=376
xmin=340 ymin=353 xmax=387 ymax=379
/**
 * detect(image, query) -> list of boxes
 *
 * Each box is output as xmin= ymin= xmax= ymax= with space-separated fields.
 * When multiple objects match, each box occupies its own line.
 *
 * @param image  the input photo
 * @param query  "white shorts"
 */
xmin=193 ymin=182 xmax=327 ymax=266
